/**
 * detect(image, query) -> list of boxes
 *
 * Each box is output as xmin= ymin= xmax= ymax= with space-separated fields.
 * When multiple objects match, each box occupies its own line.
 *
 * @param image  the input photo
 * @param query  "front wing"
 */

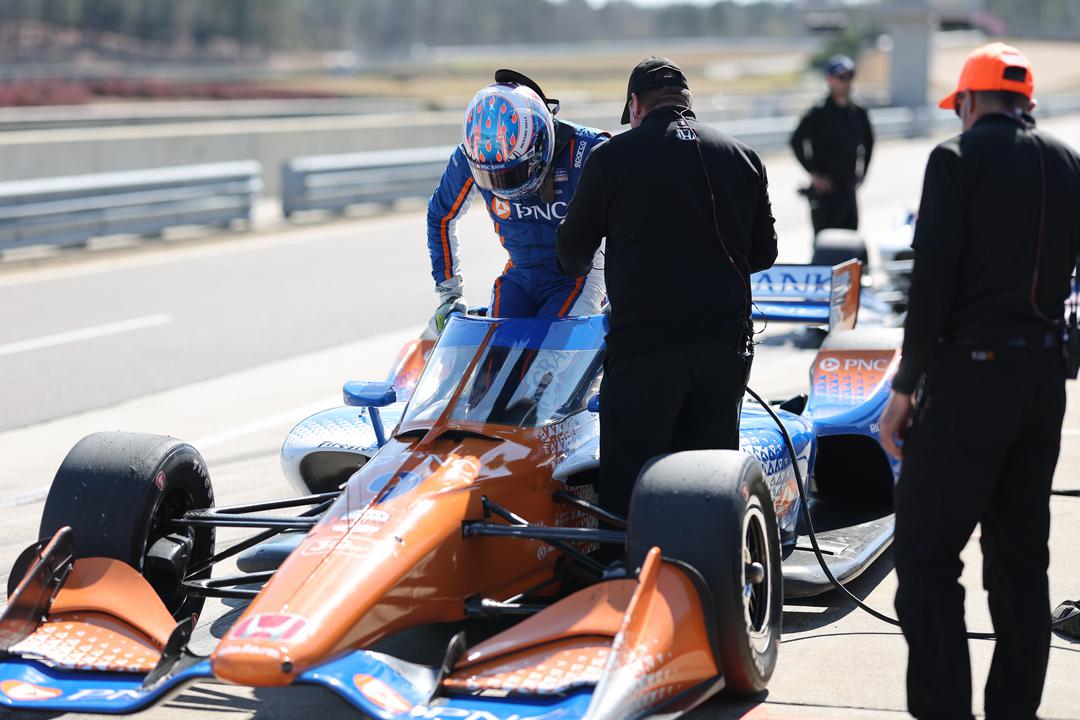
xmin=0 ymin=543 xmax=722 ymax=720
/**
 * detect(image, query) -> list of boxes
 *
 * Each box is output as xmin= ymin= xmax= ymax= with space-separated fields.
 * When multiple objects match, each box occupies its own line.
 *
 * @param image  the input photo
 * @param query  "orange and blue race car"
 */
xmin=0 ymin=261 xmax=900 ymax=719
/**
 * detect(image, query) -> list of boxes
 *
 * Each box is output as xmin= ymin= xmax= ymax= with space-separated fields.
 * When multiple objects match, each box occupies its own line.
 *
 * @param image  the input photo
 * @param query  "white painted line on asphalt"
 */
xmin=0 ymin=487 xmax=49 ymax=509
xmin=194 ymin=399 xmax=338 ymax=451
xmin=0 ymin=211 xmax=422 ymax=289
xmin=0 ymin=313 xmax=172 ymax=358
xmin=0 ymin=400 xmax=336 ymax=509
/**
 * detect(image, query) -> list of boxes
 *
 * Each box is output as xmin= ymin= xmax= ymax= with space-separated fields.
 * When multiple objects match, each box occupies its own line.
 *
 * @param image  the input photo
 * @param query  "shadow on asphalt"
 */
xmin=166 ymin=683 xmax=353 ymax=718
xmin=781 ymin=546 xmax=898 ymax=634
xmin=685 ymin=692 xmax=768 ymax=719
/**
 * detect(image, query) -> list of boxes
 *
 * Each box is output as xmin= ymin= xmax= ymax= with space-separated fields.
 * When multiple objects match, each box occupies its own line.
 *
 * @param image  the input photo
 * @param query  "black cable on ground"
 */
xmin=744 ymin=386 xmax=997 ymax=640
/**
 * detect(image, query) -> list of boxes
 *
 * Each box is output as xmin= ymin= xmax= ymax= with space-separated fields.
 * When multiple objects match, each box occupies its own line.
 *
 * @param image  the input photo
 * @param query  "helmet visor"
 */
xmin=467 ymin=156 xmax=536 ymax=198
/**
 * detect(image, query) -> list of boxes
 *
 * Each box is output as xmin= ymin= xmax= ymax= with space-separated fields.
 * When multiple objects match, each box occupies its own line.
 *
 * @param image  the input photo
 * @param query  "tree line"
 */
xmin=0 ymin=0 xmax=805 ymax=58
xmin=0 ymin=0 xmax=1074 ymax=60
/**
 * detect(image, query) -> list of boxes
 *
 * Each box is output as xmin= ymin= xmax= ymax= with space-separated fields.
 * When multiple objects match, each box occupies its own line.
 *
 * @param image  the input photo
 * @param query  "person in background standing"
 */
xmin=790 ymin=55 xmax=874 ymax=246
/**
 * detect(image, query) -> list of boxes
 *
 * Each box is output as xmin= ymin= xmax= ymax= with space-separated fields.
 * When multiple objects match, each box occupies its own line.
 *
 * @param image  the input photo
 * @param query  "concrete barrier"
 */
xmin=0 ymin=96 xmax=1074 ymax=200
xmin=278 ymin=107 xmax=955 ymax=217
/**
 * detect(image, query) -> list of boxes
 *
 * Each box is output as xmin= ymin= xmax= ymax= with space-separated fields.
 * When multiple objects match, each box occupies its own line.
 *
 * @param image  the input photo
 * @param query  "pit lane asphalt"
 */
xmin=1 ymin=116 xmax=1079 ymax=719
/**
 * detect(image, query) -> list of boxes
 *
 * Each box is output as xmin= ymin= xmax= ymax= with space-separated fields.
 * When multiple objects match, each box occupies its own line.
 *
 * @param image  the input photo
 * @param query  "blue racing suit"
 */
xmin=427 ymin=120 xmax=609 ymax=318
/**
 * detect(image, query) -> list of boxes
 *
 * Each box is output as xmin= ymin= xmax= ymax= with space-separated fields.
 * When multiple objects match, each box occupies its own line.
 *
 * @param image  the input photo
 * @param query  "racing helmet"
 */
xmin=462 ymin=83 xmax=554 ymax=200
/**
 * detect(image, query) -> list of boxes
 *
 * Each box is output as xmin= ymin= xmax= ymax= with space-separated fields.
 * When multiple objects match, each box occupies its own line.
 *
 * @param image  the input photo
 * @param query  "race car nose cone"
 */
xmin=212 ymin=643 xmax=299 ymax=687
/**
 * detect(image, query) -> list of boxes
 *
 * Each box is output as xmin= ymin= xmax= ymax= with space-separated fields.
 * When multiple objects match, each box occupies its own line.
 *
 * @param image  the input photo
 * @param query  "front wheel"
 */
xmin=36 ymin=432 xmax=215 ymax=621
xmin=627 ymin=450 xmax=782 ymax=695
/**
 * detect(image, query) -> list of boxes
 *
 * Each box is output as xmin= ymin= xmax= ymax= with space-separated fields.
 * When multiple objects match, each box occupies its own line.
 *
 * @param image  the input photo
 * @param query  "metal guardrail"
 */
xmin=280 ymin=108 xmax=952 ymax=218
xmin=281 ymin=146 xmax=449 ymax=218
xmin=0 ymin=162 xmax=262 ymax=253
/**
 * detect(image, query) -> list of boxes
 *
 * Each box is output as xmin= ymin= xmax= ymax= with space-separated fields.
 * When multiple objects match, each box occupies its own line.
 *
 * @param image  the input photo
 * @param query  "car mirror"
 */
xmin=588 ymin=394 xmax=600 ymax=413
xmin=343 ymin=381 xmax=396 ymax=408
xmin=343 ymin=381 xmax=396 ymax=447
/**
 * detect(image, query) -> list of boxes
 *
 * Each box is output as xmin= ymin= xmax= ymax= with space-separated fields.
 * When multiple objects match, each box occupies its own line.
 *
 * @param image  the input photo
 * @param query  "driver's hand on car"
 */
xmin=879 ymin=390 xmax=914 ymax=459
xmin=429 ymin=298 xmax=467 ymax=335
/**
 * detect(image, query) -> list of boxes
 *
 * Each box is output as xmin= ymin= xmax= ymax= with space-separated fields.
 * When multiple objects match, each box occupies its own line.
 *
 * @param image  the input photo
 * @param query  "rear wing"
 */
xmin=750 ymin=259 xmax=861 ymax=331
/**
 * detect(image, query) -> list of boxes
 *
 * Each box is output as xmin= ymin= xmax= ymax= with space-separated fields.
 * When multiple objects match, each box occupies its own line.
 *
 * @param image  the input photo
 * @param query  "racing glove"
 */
xmin=429 ymin=298 xmax=467 ymax=335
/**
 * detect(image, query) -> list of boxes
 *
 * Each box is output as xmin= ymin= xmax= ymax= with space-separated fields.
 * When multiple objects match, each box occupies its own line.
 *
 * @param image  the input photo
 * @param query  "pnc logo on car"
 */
xmin=353 ymin=674 xmax=413 ymax=713
xmin=0 ymin=681 xmax=62 ymax=702
xmin=231 ymin=613 xmax=308 ymax=642
xmin=819 ymin=357 xmax=842 ymax=372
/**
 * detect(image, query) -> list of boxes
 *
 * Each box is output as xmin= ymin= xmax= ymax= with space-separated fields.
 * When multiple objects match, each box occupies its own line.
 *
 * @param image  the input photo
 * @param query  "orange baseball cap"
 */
xmin=938 ymin=42 xmax=1035 ymax=110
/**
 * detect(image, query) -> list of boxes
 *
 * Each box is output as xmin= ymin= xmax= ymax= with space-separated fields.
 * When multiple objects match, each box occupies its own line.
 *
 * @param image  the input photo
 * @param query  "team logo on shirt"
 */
xmin=491 ymin=197 xmax=512 ymax=219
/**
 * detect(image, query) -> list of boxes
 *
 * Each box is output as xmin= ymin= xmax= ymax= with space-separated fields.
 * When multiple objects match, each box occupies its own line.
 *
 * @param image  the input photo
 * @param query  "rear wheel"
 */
xmin=36 ymin=432 xmax=215 ymax=621
xmin=627 ymin=450 xmax=782 ymax=695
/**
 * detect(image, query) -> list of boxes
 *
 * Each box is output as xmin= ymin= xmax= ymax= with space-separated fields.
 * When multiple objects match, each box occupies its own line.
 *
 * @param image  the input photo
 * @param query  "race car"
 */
xmin=808 ymin=212 xmax=916 ymax=317
xmin=0 ymin=261 xmax=900 ymax=719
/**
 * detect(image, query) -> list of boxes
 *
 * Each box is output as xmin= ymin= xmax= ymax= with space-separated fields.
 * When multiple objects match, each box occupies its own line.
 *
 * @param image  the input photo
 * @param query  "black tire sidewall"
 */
xmin=38 ymin=432 xmax=214 ymax=619
xmin=627 ymin=450 xmax=782 ymax=696
xmin=713 ymin=474 xmax=782 ymax=695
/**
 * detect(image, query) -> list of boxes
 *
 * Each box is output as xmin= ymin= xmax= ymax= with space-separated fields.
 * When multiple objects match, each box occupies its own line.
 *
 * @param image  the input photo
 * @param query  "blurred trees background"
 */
xmin=0 ymin=0 xmax=812 ymax=59
xmin=0 ymin=0 xmax=1075 ymax=61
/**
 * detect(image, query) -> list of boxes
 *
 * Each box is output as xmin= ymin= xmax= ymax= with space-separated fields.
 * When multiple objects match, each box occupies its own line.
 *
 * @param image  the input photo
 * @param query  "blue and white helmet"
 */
xmin=462 ymin=83 xmax=554 ymax=200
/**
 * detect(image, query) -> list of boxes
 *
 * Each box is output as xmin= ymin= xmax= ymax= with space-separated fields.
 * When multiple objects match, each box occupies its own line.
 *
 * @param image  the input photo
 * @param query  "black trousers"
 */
xmin=809 ymin=184 xmax=859 ymax=236
xmin=893 ymin=345 xmax=1066 ymax=720
xmin=598 ymin=337 xmax=748 ymax=519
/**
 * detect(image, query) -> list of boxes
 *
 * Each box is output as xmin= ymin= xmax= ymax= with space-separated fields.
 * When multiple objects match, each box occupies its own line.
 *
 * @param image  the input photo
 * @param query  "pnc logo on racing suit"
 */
xmin=0 ymin=680 xmax=63 ymax=701
xmin=491 ymin=197 xmax=511 ymax=219
xmin=489 ymin=196 xmax=568 ymax=222
xmin=231 ymin=613 xmax=308 ymax=642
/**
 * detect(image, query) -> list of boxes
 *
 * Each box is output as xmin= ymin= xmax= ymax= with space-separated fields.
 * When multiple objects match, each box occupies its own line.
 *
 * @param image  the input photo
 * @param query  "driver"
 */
xmin=426 ymin=70 xmax=609 ymax=333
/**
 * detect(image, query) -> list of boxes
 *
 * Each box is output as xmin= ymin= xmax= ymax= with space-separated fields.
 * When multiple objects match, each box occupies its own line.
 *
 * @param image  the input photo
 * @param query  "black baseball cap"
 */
xmin=621 ymin=56 xmax=689 ymax=125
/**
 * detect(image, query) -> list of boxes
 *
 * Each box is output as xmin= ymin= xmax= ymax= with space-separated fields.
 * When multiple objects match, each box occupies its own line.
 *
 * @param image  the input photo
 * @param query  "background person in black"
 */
xmin=878 ymin=43 xmax=1080 ymax=720
xmin=556 ymin=57 xmax=777 ymax=518
xmin=790 ymin=55 xmax=874 ymax=239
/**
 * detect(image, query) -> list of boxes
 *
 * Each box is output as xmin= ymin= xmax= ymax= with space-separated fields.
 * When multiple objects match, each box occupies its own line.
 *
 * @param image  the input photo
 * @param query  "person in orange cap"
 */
xmin=880 ymin=42 xmax=1080 ymax=720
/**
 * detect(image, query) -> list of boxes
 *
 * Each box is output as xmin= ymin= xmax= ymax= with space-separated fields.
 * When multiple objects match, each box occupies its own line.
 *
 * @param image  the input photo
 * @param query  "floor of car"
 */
xmin=801 ymin=496 xmax=893 ymax=534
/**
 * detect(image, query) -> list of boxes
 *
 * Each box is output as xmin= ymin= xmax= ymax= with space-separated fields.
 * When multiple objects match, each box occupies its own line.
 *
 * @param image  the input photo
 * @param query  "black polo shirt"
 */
xmin=556 ymin=106 xmax=778 ymax=357
xmin=893 ymin=113 xmax=1080 ymax=394
xmin=790 ymin=95 xmax=874 ymax=188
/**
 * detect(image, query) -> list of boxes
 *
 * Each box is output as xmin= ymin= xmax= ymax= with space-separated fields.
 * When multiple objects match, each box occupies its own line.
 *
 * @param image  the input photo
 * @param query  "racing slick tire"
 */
xmin=627 ymin=450 xmax=782 ymax=696
xmin=36 ymin=431 xmax=215 ymax=621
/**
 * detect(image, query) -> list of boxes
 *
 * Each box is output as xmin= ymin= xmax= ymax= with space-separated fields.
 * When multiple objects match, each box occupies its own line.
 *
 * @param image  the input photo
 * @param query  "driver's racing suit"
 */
xmin=427 ymin=120 xmax=609 ymax=317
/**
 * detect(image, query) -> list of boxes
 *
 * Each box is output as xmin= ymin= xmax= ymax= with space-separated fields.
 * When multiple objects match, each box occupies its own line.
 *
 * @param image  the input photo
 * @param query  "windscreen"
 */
xmin=402 ymin=315 xmax=606 ymax=429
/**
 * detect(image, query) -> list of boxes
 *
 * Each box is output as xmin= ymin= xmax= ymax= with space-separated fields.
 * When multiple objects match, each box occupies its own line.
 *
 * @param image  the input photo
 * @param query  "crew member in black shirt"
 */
xmin=879 ymin=43 xmax=1080 ymax=720
xmin=556 ymin=57 xmax=778 ymax=518
xmin=790 ymin=55 xmax=874 ymax=240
